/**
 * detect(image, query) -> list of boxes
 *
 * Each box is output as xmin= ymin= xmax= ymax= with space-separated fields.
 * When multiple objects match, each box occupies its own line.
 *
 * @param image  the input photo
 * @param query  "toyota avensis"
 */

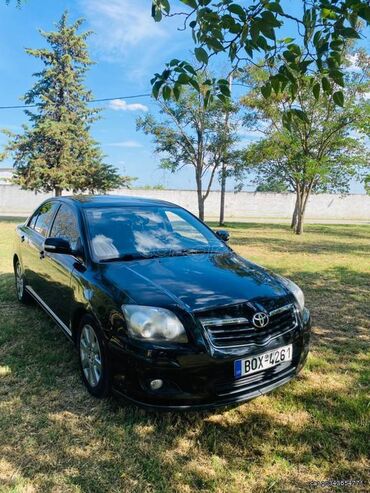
xmin=13 ymin=196 xmax=311 ymax=409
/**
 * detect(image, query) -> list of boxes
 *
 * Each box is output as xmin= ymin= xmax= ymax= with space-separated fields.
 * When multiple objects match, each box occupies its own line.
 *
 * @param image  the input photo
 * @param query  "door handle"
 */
xmin=39 ymin=250 xmax=45 ymax=259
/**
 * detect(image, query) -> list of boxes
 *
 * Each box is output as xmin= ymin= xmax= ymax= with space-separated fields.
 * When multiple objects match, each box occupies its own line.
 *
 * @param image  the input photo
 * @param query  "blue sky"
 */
xmin=0 ymin=0 xmax=368 ymax=192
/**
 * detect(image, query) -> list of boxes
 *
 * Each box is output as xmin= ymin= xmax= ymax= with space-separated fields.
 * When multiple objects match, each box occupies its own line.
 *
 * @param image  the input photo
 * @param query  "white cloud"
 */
xmin=80 ymin=0 xmax=187 ymax=85
xmin=107 ymin=140 xmax=143 ymax=148
xmin=108 ymin=99 xmax=148 ymax=112
xmin=80 ymin=0 xmax=167 ymax=57
xmin=237 ymin=123 xmax=267 ymax=140
xmin=238 ymin=128 xmax=263 ymax=139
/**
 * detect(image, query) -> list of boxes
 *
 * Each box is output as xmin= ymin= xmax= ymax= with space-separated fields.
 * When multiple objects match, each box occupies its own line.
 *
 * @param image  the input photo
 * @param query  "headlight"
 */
xmin=277 ymin=276 xmax=305 ymax=313
xmin=121 ymin=305 xmax=188 ymax=343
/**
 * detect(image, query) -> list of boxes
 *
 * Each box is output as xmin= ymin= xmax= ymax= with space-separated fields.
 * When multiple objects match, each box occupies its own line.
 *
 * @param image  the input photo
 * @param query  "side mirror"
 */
xmin=215 ymin=230 xmax=230 ymax=242
xmin=44 ymin=237 xmax=72 ymax=255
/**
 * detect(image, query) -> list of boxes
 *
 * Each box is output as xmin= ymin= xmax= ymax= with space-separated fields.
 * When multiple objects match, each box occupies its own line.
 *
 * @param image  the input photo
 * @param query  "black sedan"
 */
xmin=13 ymin=195 xmax=311 ymax=409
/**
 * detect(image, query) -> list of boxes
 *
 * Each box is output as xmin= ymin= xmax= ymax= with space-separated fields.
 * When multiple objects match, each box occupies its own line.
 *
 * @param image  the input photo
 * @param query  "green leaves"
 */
xmin=282 ymin=108 xmax=310 ymax=127
xmin=358 ymin=5 xmax=370 ymax=22
xmin=206 ymin=37 xmax=224 ymax=52
xmin=152 ymin=0 xmax=171 ymax=21
xmin=270 ymin=75 xmax=280 ymax=94
xmin=321 ymin=8 xmax=337 ymax=20
xmin=173 ymin=85 xmax=181 ymax=100
xmin=162 ymin=85 xmax=172 ymax=100
xmin=152 ymin=80 xmax=164 ymax=99
xmin=194 ymin=47 xmax=208 ymax=64
xmin=151 ymin=5 xmax=162 ymax=22
xmin=161 ymin=0 xmax=170 ymax=13
xmin=282 ymin=110 xmax=292 ymax=130
xmin=180 ymin=0 xmax=197 ymax=9
xmin=291 ymin=108 xmax=309 ymax=124
xmin=313 ymin=82 xmax=320 ymax=100
xmin=151 ymin=0 xmax=370 ymax=110
xmin=333 ymin=91 xmax=344 ymax=107
xmin=189 ymin=78 xmax=200 ymax=92
xmin=330 ymin=70 xmax=344 ymax=87
xmin=339 ymin=27 xmax=361 ymax=39
xmin=261 ymin=83 xmax=272 ymax=99
xmin=228 ymin=4 xmax=246 ymax=21
xmin=241 ymin=56 xmax=369 ymax=225
xmin=265 ymin=2 xmax=283 ymax=15
xmin=259 ymin=23 xmax=275 ymax=41
xmin=322 ymin=77 xmax=331 ymax=94
xmin=6 ymin=12 xmax=124 ymax=195
xmin=204 ymin=89 xmax=211 ymax=108
xmin=218 ymin=78 xmax=231 ymax=97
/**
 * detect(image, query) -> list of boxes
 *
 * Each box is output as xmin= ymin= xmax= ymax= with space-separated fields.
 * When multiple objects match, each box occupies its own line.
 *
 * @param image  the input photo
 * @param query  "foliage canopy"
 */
xmin=137 ymin=83 xmax=239 ymax=220
xmin=240 ymin=52 xmax=369 ymax=233
xmin=151 ymin=0 xmax=370 ymax=126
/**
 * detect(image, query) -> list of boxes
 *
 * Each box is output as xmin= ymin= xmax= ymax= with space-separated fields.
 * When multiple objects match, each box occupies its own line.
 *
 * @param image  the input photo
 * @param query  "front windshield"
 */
xmin=84 ymin=206 xmax=228 ymax=261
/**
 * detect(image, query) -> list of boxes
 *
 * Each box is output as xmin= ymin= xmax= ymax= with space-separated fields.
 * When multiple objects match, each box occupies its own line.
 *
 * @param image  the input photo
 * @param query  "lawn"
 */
xmin=0 ymin=217 xmax=369 ymax=493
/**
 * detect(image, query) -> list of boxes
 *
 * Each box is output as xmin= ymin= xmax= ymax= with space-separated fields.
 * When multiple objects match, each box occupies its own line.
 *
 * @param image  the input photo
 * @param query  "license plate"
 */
xmin=234 ymin=344 xmax=293 ymax=378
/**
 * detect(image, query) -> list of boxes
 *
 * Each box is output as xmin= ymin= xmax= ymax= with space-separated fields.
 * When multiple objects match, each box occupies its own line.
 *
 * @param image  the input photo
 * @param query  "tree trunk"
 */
xmin=291 ymin=196 xmax=299 ymax=229
xmin=294 ymin=191 xmax=308 ymax=235
xmin=54 ymin=186 xmax=62 ymax=197
xmin=198 ymin=196 xmax=205 ymax=221
xmin=219 ymin=162 xmax=226 ymax=226
xmin=293 ymin=181 xmax=314 ymax=235
xmin=196 ymin=173 xmax=204 ymax=221
xmin=218 ymin=73 xmax=233 ymax=226
xmin=295 ymin=209 xmax=305 ymax=234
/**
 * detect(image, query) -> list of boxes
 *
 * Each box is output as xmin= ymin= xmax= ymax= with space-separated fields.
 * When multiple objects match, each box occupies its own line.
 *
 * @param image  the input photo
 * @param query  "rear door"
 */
xmin=21 ymin=201 xmax=59 ymax=296
xmin=39 ymin=203 xmax=82 ymax=325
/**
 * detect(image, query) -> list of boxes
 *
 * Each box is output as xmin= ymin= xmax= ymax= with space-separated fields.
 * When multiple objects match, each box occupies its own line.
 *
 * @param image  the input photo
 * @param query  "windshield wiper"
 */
xmin=101 ymin=248 xmax=221 ymax=262
xmin=100 ymin=253 xmax=149 ymax=262
xmin=170 ymin=248 xmax=209 ymax=257
xmin=100 ymin=250 xmax=177 ymax=262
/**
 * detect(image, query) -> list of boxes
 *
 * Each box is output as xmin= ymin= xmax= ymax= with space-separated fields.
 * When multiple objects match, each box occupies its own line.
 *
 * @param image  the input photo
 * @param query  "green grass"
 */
xmin=0 ymin=219 xmax=369 ymax=493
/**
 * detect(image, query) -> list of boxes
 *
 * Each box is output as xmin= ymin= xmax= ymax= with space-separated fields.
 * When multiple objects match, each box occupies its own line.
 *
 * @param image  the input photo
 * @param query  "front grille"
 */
xmin=199 ymin=304 xmax=297 ymax=348
xmin=215 ymin=361 xmax=296 ymax=397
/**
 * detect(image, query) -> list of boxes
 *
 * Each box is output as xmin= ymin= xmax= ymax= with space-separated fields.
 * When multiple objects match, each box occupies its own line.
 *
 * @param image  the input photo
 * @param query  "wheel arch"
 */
xmin=13 ymin=254 xmax=19 ymax=269
xmin=70 ymin=306 xmax=106 ymax=345
xmin=70 ymin=306 xmax=89 ymax=344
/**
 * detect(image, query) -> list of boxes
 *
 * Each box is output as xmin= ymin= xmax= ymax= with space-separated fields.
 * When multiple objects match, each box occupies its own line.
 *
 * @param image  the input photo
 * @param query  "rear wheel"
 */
xmin=78 ymin=315 xmax=110 ymax=398
xmin=14 ymin=260 xmax=31 ymax=304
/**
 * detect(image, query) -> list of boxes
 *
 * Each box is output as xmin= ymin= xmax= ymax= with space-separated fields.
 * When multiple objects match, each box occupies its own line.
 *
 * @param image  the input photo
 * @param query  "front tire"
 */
xmin=78 ymin=315 xmax=110 ymax=398
xmin=14 ymin=260 xmax=31 ymax=304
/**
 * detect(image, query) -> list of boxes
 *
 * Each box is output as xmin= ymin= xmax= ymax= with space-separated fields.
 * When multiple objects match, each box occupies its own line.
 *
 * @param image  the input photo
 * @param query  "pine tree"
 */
xmin=5 ymin=12 xmax=128 ymax=196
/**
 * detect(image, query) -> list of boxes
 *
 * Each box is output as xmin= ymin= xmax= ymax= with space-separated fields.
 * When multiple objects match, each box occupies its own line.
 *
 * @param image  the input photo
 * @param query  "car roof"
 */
xmin=53 ymin=195 xmax=178 ymax=209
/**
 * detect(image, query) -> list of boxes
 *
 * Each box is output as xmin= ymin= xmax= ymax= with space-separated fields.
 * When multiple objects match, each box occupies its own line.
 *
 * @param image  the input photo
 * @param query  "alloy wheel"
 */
xmin=15 ymin=263 xmax=24 ymax=300
xmin=79 ymin=324 xmax=103 ymax=387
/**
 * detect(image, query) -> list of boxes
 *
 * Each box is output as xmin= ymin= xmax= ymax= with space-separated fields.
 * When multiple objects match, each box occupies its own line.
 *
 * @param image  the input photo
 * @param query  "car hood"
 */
xmin=100 ymin=252 xmax=290 ymax=312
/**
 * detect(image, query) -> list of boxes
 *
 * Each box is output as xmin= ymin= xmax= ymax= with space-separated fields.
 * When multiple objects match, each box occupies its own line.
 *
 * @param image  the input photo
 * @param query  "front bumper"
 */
xmin=109 ymin=309 xmax=311 ymax=410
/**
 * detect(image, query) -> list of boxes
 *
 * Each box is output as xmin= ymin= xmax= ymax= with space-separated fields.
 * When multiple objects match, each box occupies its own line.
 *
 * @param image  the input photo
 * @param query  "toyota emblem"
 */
xmin=252 ymin=312 xmax=269 ymax=328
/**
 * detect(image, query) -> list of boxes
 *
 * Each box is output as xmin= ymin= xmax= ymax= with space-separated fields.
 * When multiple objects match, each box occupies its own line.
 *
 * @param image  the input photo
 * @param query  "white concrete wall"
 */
xmin=0 ymin=169 xmax=14 ymax=184
xmin=0 ymin=184 xmax=369 ymax=221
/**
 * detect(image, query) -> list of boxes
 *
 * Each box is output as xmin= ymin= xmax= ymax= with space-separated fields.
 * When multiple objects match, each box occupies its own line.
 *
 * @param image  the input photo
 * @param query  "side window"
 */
xmin=50 ymin=204 xmax=80 ymax=250
xmin=33 ymin=202 xmax=59 ymax=237
xmin=28 ymin=210 xmax=39 ymax=230
xmin=165 ymin=210 xmax=208 ymax=244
